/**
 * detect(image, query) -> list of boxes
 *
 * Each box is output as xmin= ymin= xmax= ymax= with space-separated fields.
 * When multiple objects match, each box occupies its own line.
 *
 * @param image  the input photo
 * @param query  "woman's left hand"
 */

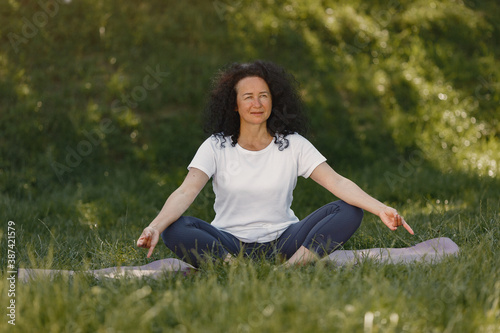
xmin=379 ymin=206 xmax=414 ymax=235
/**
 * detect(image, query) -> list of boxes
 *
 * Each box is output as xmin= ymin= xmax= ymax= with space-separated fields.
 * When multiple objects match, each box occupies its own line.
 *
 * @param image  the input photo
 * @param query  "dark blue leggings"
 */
xmin=161 ymin=200 xmax=363 ymax=267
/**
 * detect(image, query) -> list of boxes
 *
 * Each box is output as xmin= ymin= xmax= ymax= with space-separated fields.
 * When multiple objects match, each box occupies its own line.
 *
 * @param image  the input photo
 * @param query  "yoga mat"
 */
xmin=17 ymin=258 xmax=195 ymax=282
xmin=327 ymin=237 xmax=459 ymax=265
xmin=17 ymin=237 xmax=458 ymax=282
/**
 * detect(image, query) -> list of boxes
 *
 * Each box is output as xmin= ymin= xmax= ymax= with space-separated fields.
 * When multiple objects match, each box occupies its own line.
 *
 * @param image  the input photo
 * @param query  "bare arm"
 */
xmin=137 ymin=167 xmax=209 ymax=257
xmin=310 ymin=162 xmax=414 ymax=234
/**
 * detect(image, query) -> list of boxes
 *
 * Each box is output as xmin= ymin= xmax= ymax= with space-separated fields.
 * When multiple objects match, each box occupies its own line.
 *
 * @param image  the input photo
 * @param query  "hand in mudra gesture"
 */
xmin=379 ymin=206 xmax=414 ymax=235
xmin=137 ymin=226 xmax=160 ymax=258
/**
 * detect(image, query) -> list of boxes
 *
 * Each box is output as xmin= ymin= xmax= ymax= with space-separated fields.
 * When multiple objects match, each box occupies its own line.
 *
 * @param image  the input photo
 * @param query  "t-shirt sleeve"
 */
xmin=187 ymin=137 xmax=216 ymax=178
xmin=295 ymin=135 xmax=327 ymax=178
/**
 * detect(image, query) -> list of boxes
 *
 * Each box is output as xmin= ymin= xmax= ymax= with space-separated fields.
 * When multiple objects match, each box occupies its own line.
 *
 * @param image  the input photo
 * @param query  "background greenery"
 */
xmin=0 ymin=0 xmax=499 ymax=332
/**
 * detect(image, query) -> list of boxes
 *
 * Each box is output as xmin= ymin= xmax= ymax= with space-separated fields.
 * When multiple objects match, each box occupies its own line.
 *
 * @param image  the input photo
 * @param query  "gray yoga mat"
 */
xmin=327 ymin=237 xmax=459 ymax=264
xmin=17 ymin=237 xmax=459 ymax=282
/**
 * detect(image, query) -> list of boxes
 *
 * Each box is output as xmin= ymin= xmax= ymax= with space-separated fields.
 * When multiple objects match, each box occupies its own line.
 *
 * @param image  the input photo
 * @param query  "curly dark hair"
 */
xmin=203 ymin=60 xmax=308 ymax=150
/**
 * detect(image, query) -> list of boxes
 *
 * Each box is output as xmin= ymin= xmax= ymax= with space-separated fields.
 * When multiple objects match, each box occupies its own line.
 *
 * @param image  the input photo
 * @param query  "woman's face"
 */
xmin=234 ymin=76 xmax=272 ymax=128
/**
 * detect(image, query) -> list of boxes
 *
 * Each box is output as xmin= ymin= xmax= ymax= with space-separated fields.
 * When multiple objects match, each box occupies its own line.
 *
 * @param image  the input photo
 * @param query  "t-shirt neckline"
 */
xmin=236 ymin=139 xmax=275 ymax=154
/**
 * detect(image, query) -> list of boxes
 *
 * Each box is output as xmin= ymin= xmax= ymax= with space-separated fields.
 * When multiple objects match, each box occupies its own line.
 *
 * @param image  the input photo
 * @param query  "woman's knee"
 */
xmin=161 ymin=216 xmax=194 ymax=243
xmin=336 ymin=200 xmax=364 ymax=227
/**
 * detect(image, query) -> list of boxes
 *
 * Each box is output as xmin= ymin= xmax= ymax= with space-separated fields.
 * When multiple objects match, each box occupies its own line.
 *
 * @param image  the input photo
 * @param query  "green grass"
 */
xmin=2 ymin=248 xmax=499 ymax=333
xmin=1 ymin=0 xmax=500 ymax=331
xmin=0 ymin=164 xmax=499 ymax=332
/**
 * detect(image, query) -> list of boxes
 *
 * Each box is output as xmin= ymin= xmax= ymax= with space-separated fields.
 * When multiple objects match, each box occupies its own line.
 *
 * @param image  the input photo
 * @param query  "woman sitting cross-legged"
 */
xmin=137 ymin=60 xmax=413 ymax=268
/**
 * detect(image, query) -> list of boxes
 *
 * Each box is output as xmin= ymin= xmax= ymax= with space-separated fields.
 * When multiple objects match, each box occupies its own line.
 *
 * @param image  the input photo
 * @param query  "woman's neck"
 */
xmin=238 ymin=125 xmax=273 ymax=151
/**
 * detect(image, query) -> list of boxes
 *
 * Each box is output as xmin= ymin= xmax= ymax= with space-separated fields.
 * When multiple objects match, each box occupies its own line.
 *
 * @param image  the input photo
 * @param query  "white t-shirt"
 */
xmin=187 ymin=133 xmax=327 ymax=243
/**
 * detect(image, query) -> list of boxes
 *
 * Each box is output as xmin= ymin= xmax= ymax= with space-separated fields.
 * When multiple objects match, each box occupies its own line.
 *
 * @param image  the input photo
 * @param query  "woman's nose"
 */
xmin=253 ymin=98 xmax=263 ymax=107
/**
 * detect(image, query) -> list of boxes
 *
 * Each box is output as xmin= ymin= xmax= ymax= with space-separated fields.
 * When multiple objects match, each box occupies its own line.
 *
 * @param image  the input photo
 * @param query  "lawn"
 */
xmin=1 ymin=163 xmax=498 ymax=332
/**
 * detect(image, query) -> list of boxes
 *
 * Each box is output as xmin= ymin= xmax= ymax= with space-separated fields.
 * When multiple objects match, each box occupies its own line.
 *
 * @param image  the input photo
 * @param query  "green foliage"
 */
xmin=0 ymin=0 xmax=499 ymax=332
xmin=1 ymin=0 xmax=499 ymax=189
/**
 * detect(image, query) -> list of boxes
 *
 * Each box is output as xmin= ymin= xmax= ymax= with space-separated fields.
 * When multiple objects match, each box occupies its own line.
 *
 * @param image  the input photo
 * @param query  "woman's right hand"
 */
xmin=137 ymin=226 xmax=160 ymax=258
xmin=135 ymin=168 xmax=209 ymax=258
xmin=378 ymin=206 xmax=414 ymax=235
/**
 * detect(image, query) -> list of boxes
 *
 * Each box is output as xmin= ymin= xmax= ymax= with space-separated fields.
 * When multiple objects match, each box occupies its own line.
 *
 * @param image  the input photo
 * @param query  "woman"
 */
xmin=137 ymin=61 xmax=413 ymax=268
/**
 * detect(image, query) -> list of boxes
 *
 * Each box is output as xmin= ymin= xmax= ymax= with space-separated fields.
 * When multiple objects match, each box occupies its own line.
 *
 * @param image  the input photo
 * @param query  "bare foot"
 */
xmin=284 ymin=246 xmax=319 ymax=266
xmin=224 ymin=253 xmax=235 ymax=264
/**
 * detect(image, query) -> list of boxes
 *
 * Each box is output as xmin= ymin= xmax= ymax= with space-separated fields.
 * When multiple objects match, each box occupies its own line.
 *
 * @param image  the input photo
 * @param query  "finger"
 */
xmin=388 ymin=223 xmax=397 ymax=231
xmin=137 ymin=234 xmax=149 ymax=247
xmin=395 ymin=213 xmax=402 ymax=227
xmin=147 ymin=244 xmax=156 ymax=258
xmin=149 ymin=236 xmax=158 ymax=252
xmin=402 ymin=221 xmax=414 ymax=235
xmin=137 ymin=229 xmax=153 ymax=247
